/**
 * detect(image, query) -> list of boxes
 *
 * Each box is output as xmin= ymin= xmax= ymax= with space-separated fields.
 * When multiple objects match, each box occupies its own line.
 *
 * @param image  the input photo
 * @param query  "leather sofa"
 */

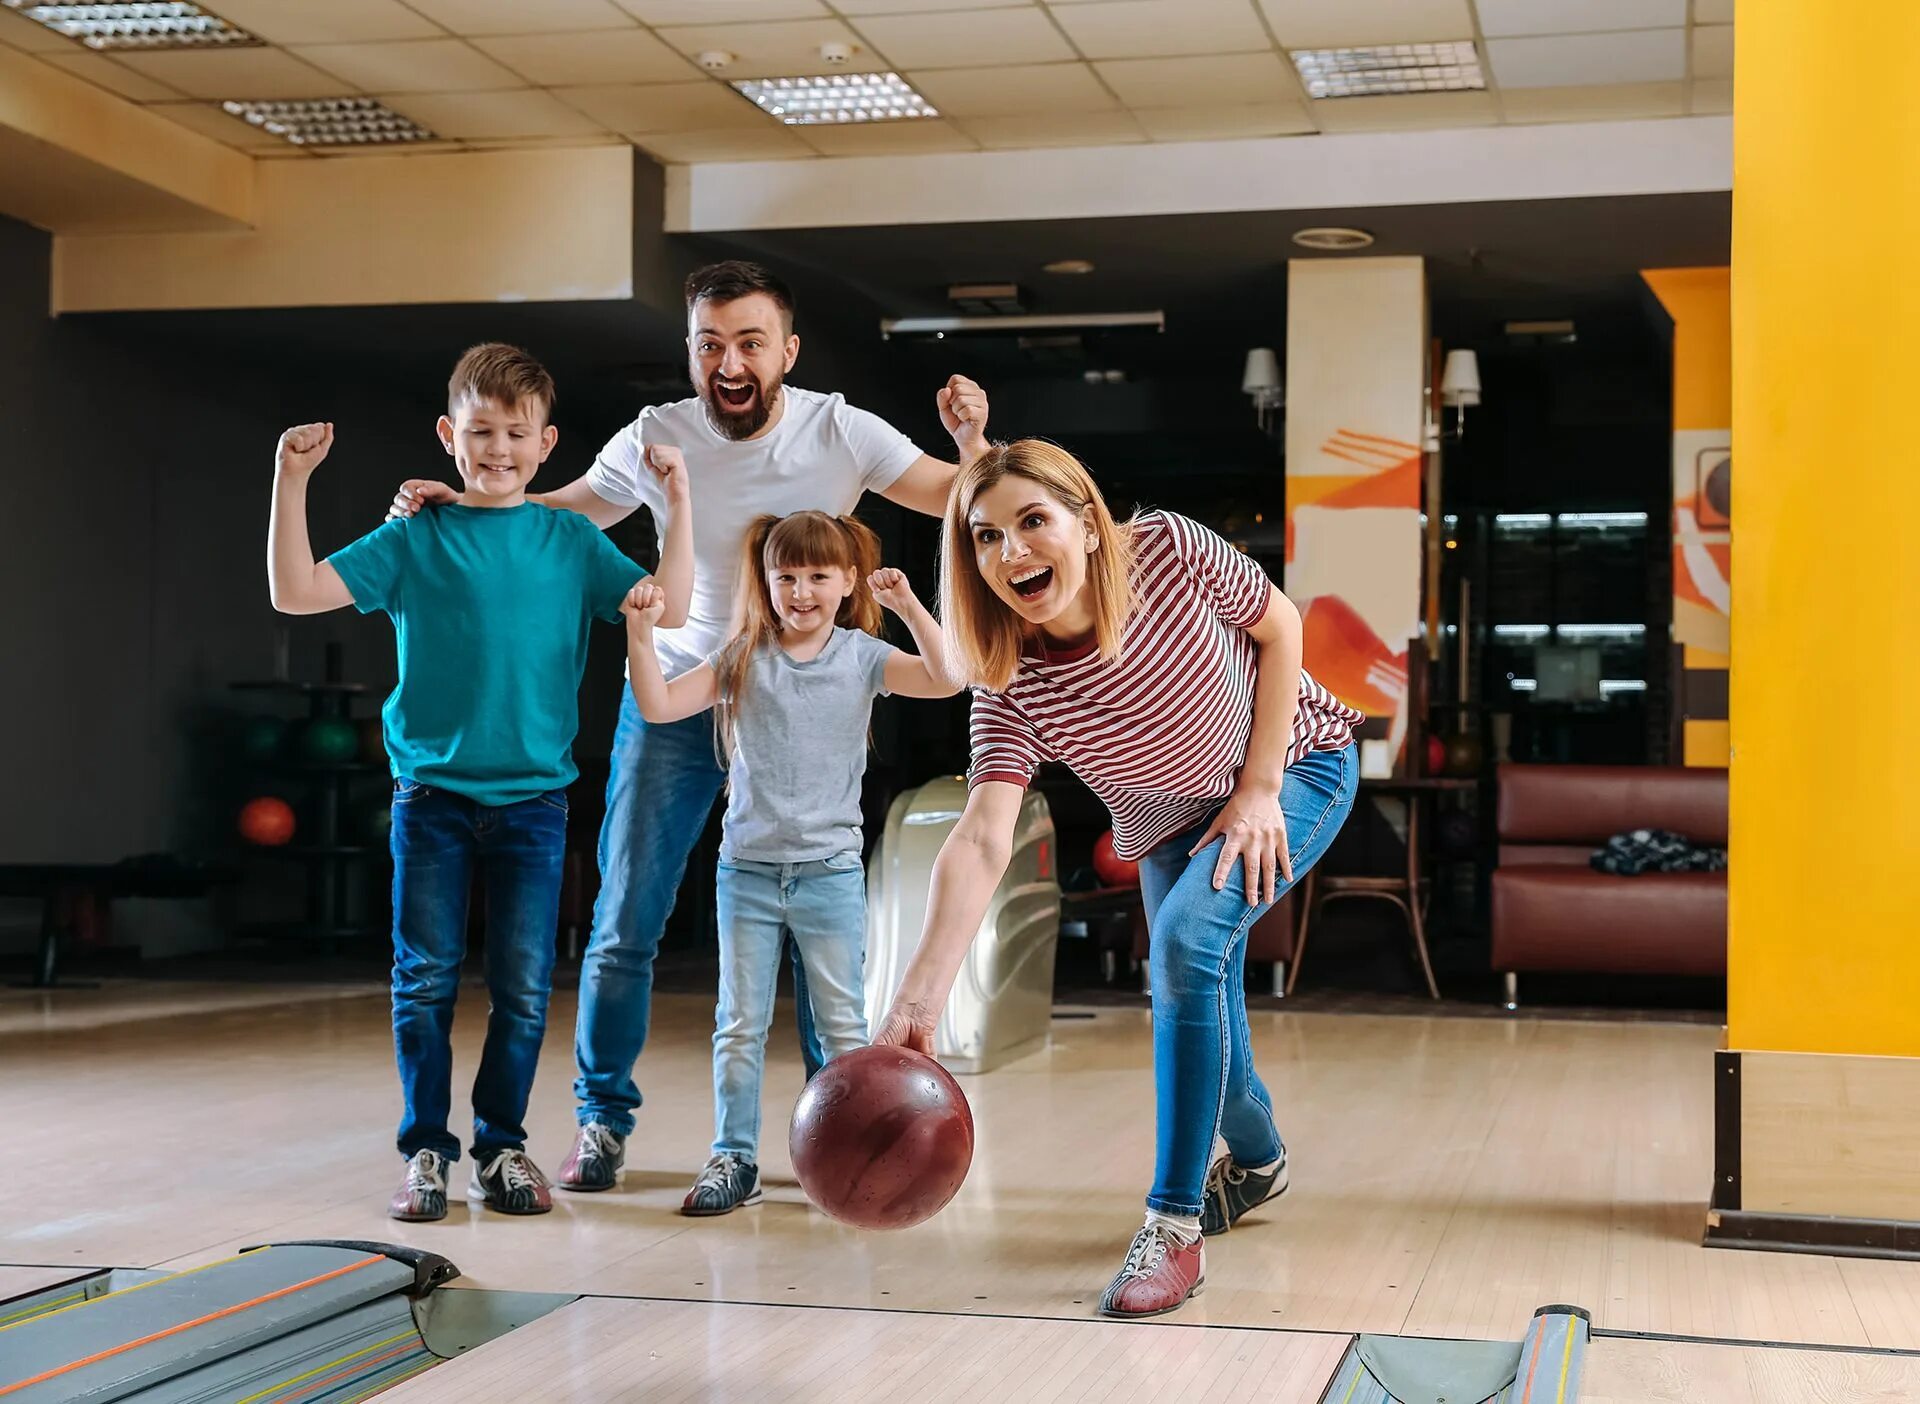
xmin=1492 ymin=763 xmax=1727 ymax=1007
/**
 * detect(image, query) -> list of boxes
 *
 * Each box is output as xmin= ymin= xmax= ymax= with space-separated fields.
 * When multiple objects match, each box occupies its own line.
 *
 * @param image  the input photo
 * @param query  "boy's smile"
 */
xmin=436 ymin=394 xmax=557 ymax=507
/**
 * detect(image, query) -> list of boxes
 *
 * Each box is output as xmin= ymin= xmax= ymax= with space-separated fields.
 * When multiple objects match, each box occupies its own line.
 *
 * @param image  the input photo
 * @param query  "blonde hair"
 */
xmin=714 ymin=510 xmax=884 ymax=762
xmin=938 ymin=440 xmax=1136 ymax=692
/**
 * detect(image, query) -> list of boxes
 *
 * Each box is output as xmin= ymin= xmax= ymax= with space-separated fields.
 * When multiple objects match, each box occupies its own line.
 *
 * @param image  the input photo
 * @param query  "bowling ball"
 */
xmin=363 ymin=800 xmax=393 ymax=845
xmin=1437 ymin=809 xmax=1478 ymax=858
xmin=1444 ymin=733 xmax=1484 ymax=777
xmin=300 ymin=718 xmax=359 ymax=765
xmin=358 ymin=716 xmax=386 ymax=765
xmin=1091 ymin=830 xmax=1138 ymax=889
xmin=240 ymin=715 xmax=288 ymax=763
xmin=790 ymin=1044 xmax=974 ymax=1230
xmin=238 ymin=796 xmax=296 ymax=847
xmin=1425 ymin=732 xmax=1447 ymax=777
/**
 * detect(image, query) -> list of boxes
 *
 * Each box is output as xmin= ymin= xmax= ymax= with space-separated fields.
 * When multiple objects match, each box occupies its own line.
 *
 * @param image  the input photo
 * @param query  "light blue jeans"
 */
xmin=573 ymin=694 xmax=823 ymax=1137
xmin=1137 ymin=743 xmax=1360 ymax=1217
xmin=712 ymin=854 xmax=871 ymax=1159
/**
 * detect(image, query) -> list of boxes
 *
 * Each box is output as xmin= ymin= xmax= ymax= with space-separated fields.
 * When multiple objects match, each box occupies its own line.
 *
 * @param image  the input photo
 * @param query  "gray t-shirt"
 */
xmin=707 ymin=627 xmax=894 ymax=863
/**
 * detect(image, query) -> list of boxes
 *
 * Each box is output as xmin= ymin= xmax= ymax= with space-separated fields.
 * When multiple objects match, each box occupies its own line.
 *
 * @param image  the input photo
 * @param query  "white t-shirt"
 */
xmin=584 ymin=386 xmax=922 ymax=677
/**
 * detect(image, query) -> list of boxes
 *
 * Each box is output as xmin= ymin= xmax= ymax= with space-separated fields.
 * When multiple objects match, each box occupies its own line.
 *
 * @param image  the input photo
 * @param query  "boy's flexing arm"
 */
xmin=268 ymin=422 xmax=356 ymax=615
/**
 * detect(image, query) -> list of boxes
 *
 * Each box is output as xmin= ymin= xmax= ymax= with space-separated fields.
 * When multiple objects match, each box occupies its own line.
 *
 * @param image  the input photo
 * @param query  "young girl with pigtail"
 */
xmin=622 ymin=510 xmax=957 ymax=1215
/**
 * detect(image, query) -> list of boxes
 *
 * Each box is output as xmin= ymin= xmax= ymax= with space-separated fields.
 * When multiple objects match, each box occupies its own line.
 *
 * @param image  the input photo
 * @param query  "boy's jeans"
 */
xmin=711 ymin=855 xmax=870 ymax=1159
xmin=390 ymin=781 xmax=567 ymax=1163
xmin=1136 ymin=743 xmax=1360 ymax=1218
xmin=573 ymin=694 xmax=822 ymax=1138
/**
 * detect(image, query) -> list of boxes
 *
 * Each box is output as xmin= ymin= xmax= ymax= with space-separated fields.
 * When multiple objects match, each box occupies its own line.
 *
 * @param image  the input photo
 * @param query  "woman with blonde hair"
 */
xmin=873 ymin=440 xmax=1362 ymax=1318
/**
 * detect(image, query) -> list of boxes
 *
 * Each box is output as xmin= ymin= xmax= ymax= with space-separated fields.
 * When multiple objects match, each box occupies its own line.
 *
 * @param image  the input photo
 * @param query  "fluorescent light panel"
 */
xmin=221 ymin=99 xmax=436 ymax=147
xmin=732 ymin=72 xmax=936 ymax=126
xmin=2 ymin=1 xmax=258 ymax=49
xmin=1290 ymin=41 xmax=1485 ymax=99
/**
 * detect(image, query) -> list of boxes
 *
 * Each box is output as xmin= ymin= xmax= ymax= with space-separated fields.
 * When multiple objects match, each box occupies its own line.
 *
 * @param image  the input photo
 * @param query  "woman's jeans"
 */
xmin=1136 ymin=743 xmax=1359 ymax=1217
xmin=389 ymin=781 xmax=567 ymax=1163
xmin=711 ymin=855 xmax=871 ymax=1159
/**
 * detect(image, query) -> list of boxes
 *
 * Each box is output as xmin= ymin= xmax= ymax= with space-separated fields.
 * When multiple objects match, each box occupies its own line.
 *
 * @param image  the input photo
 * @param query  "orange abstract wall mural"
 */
xmin=1644 ymin=267 xmax=1731 ymax=767
xmin=1284 ymin=257 xmax=1427 ymax=773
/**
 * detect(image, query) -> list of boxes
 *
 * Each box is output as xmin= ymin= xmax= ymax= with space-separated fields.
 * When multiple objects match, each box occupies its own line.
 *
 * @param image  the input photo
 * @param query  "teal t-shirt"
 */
xmin=328 ymin=503 xmax=644 ymax=807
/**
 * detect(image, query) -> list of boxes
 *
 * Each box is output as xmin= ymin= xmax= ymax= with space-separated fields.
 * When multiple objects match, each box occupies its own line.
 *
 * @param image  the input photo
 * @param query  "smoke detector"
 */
xmin=819 ymin=40 xmax=854 ymax=65
xmin=697 ymin=49 xmax=734 ymax=71
xmin=1291 ymin=226 xmax=1375 ymax=251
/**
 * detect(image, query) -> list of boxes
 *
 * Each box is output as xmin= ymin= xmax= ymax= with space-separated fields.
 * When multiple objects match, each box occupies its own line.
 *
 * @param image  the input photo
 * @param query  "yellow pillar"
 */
xmin=1714 ymin=0 xmax=1920 ymax=1242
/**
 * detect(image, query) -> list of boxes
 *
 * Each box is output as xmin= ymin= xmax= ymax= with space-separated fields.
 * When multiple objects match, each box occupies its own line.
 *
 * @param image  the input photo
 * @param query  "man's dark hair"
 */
xmin=684 ymin=260 xmax=795 ymax=334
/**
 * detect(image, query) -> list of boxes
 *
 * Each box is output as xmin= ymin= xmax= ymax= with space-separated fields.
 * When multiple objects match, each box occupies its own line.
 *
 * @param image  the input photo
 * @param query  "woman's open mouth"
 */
xmin=1009 ymin=566 xmax=1053 ymax=600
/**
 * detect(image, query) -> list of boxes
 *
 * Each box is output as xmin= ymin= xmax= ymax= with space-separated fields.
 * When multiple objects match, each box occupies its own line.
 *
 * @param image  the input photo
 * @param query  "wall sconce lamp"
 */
xmin=1243 ymin=347 xmax=1283 ymax=433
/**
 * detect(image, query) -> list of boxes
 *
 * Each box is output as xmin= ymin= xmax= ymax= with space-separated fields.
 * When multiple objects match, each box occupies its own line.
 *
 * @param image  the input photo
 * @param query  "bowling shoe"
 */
xmin=389 ymin=1149 xmax=448 ymax=1222
xmin=1200 ymin=1150 xmax=1289 ymax=1236
xmin=1098 ymin=1222 xmax=1205 ymax=1318
xmin=682 ymin=1152 xmax=762 ymax=1216
xmin=557 ymin=1121 xmax=626 ymax=1192
xmin=468 ymin=1148 xmax=553 ymax=1215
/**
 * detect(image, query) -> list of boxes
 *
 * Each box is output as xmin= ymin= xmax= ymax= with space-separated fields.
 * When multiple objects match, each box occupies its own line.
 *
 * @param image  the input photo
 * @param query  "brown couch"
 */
xmin=1492 ymin=764 xmax=1727 ymax=1007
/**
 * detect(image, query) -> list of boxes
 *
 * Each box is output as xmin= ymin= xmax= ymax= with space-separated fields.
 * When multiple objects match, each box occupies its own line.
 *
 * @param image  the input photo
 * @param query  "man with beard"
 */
xmin=388 ymin=260 xmax=988 ymax=1193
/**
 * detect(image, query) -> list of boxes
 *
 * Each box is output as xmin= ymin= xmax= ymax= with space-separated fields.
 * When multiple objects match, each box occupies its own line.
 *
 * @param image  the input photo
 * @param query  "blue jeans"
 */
xmin=573 ymin=692 xmax=823 ymax=1136
xmin=712 ymin=856 xmax=870 ymax=1158
xmin=1137 ymin=743 xmax=1359 ymax=1217
xmin=390 ymin=781 xmax=568 ymax=1163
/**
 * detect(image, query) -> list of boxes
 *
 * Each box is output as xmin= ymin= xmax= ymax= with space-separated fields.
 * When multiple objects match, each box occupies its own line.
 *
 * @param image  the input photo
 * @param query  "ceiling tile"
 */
xmin=382 ymin=88 xmax=610 ymax=138
xmin=1311 ymin=89 xmax=1496 ymax=132
xmin=0 ymin=6 xmax=80 ymax=50
xmin=404 ymin=0 xmax=638 ymax=36
xmin=39 ymin=51 xmax=186 ymax=101
xmin=1499 ymin=80 xmax=1684 ymax=122
xmin=113 ymin=48 xmax=359 ymax=100
xmin=1692 ymin=0 xmax=1734 ymax=23
xmin=197 ymin=0 xmax=441 ymax=44
xmin=1690 ymin=25 xmax=1732 ymax=79
xmin=619 ymin=0 xmax=827 ymax=21
xmin=1050 ymin=0 xmax=1270 ymax=60
xmin=148 ymin=101 xmax=308 ymax=151
xmin=1475 ymin=0 xmax=1685 ymax=38
xmin=556 ymin=80 xmax=768 ymax=131
xmin=654 ymin=17 xmax=874 ymax=79
xmin=292 ymin=39 xmax=526 ymax=93
xmin=1690 ymin=77 xmax=1731 ymax=113
xmin=905 ymin=62 xmax=1116 ymax=117
xmin=1131 ymin=101 xmax=1316 ymax=141
xmin=1095 ymin=52 xmax=1295 ymax=107
xmin=831 ymin=0 xmax=1036 ymax=11
xmin=1487 ymin=29 xmax=1686 ymax=88
xmin=471 ymin=29 xmax=696 ymax=85
xmin=796 ymin=118 xmax=979 ymax=155
xmin=632 ymin=125 xmax=818 ymax=161
xmin=953 ymin=110 xmax=1147 ymax=149
xmin=851 ymin=9 xmax=1075 ymax=70
xmin=1258 ymin=0 xmax=1473 ymax=48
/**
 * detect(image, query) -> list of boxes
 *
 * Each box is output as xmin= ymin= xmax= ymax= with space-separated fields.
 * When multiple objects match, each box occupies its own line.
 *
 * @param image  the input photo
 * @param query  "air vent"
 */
xmin=1291 ymin=227 xmax=1375 ymax=251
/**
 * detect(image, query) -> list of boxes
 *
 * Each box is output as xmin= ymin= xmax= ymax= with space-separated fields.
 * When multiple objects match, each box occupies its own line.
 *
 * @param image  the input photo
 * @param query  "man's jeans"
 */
xmin=573 ymin=692 xmax=823 ymax=1137
xmin=390 ymin=781 xmax=567 ymax=1162
xmin=1136 ymin=744 xmax=1360 ymax=1217
xmin=711 ymin=856 xmax=870 ymax=1158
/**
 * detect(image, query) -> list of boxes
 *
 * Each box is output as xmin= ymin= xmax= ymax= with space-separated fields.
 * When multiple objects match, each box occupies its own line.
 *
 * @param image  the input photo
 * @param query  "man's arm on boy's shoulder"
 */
xmin=387 ymin=472 xmax=634 ymax=530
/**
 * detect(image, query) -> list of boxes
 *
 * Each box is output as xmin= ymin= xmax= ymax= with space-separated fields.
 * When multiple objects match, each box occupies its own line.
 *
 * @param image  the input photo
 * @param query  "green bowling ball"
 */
xmin=300 ymin=718 xmax=360 ymax=765
xmin=240 ymin=715 xmax=288 ymax=763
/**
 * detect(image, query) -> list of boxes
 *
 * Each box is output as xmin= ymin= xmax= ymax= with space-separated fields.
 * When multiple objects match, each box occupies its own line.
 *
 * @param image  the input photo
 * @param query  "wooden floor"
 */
xmin=8 ymin=979 xmax=1920 ymax=1398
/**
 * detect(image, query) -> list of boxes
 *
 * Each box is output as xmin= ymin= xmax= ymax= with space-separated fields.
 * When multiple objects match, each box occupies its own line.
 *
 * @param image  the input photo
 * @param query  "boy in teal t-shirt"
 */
xmin=267 ymin=342 xmax=691 ymax=1222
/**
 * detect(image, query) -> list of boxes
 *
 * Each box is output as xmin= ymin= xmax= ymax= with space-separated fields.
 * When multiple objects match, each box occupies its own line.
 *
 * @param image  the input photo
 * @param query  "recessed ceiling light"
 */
xmin=1291 ymin=227 xmax=1375 ymax=251
xmin=1042 ymin=259 xmax=1096 ymax=275
xmin=2 ymin=0 xmax=259 ymax=49
xmin=731 ymin=72 xmax=936 ymax=126
xmin=1289 ymin=41 xmax=1485 ymax=99
xmin=221 ymin=98 xmax=436 ymax=147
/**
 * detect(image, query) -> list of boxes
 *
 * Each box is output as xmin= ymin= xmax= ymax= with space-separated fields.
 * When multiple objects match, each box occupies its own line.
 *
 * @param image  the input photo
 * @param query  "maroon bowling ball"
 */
xmin=789 ymin=1044 xmax=974 ymax=1230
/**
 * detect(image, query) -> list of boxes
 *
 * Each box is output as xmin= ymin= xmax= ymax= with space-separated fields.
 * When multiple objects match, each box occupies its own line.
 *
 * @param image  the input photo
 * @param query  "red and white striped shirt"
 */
xmin=968 ymin=511 xmax=1362 ymax=861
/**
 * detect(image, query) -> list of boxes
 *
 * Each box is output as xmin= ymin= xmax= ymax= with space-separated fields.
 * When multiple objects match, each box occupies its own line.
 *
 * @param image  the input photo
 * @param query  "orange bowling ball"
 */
xmin=1092 ymin=830 xmax=1138 ymax=888
xmin=238 ymin=796 xmax=296 ymax=847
